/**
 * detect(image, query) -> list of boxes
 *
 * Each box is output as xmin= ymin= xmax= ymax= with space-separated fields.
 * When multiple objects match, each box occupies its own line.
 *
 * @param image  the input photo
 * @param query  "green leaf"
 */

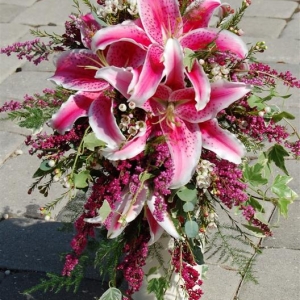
xmin=39 ymin=160 xmax=54 ymax=171
xmin=73 ymin=170 xmax=91 ymax=188
xmin=191 ymin=246 xmax=204 ymax=265
xmin=272 ymin=111 xmax=295 ymax=123
xmin=147 ymin=277 xmax=169 ymax=300
xmin=83 ymin=132 xmax=106 ymax=151
xmin=184 ymin=220 xmax=199 ymax=238
xmin=243 ymin=163 xmax=268 ymax=187
xmin=139 ymin=171 xmax=154 ymax=182
xmin=242 ymin=224 xmax=266 ymax=237
xmin=254 ymin=212 xmax=268 ymax=225
xmin=91 ymin=10 xmax=109 ymax=27
xmin=247 ymin=95 xmax=265 ymax=109
xmin=99 ymin=287 xmax=122 ymax=300
xmin=183 ymin=48 xmax=196 ymax=72
xmin=177 ymin=185 xmax=197 ymax=202
xmin=98 ymin=200 xmax=111 ymax=222
xmin=183 ymin=202 xmax=195 ymax=212
xmin=277 ymin=198 xmax=292 ymax=218
xmin=267 ymin=144 xmax=289 ymax=175
xmin=247 ymin=197 xmax=265 ymax=213
xmin=271 ymin=175 xmax=298 ymax=200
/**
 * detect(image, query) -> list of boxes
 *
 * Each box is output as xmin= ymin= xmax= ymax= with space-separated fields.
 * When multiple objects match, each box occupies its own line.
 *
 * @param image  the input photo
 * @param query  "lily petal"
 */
xmin=185 ymin=60 xmax=211 ymax=110
xmin=102 ymin=125 xmax=150 ymax=160
xmin=137 ymin=0 xmax=182 ymax=44
xmin=49 ymin=50 xmax=109 ymax=91
xmin=145 ymin=206 xmax=165 ymax=245
xmin=164 ymin=38 xmax=185 ymax=90
xmin=91 ymin=23 xmax=151 ymax=52
xmin=147 ymin=195 xmax=181 ymax=239
xmin=107 ymin=187 xmax=148 ymax=238
xmin=95 ymin=66 xmax=133 ymax=98
xmin=128 ymin=44 xmax=165 ymax=107
xmin=161 ymin=118 xmax=202 ymax=188
xmin=200 ymin=119 xmax=245 ymax=163
xmin=179 ymin=28 xmax=248 ymax=58
xmin=49 ymin=91 xmax=97 ymax=133
xmin=183 ymin=0 xmax=221 ymax=32
xmin=89 ymin=96 xmax=125 ymax=149
xmin=176 ymin=81 xmax=251 ymax=123
xmin=106 ymin=41 xmax=146 ymax=68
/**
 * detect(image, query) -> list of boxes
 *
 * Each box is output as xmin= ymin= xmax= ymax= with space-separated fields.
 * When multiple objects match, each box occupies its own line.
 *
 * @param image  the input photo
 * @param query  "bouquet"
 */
xmin=1 ymin=0 xmax=299 ymax=299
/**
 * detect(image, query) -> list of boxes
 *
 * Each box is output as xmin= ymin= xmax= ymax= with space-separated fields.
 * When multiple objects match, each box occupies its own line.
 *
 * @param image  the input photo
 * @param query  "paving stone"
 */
xmin=0 ymin=0 xmax=37 ymax=7
xmin=0 ymin=4 xmax=24 ymax=23
xmin=238 ymin=248 xmax=300 ymax=300
xmin=0 ymin=144 xmax=66 ymax=219
xmin=12 ymin=0 xmax=90 ymax=26
xmin=0 ymin=55 xmax=25 ymax=84
xmin=228 ymin=0 xmax=298 ymax=19
xmin=0 ymin=24 xmax=30 ymax=48
xmin=243 ymin=37 xmax=300 ymax=64
xmin=0 ymin=131 xmax=24 ymax=165
xmin=0 ymin=270 xmax=107 ymax=300
xmin=0 ymin=218 xmax=74 ymax=274
xmin=0 ymin=71 xmax=55 ymax=104
xmin=263 ymin=201 xmax=300 ymax=249
xmin=239 ymin=17 xmax=286 ymax=38
xmin=280 ymin=18 xmax=300 ymax=39
xmin=201 ymin=264 xmax=241 ymax=300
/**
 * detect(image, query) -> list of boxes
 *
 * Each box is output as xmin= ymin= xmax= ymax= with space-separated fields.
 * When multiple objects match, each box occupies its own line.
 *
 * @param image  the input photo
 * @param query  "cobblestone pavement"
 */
xmin=0 ymin=1 xmax=299 ymax=299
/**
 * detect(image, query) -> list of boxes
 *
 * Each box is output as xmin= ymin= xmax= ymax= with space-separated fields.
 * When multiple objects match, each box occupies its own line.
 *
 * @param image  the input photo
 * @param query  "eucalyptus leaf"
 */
xmin=184 ymin=220 xmax=199 ymax=238
xmin=191 ymin=246 xmax=204 ymax=265
xmin=183 ymin=202 xmax=195 ymax=212
xmin=177 ymin=186 xmax=197 ymax=202
xmin=99 ymin=287 xmax=122 ymax=300
xmin=91 ymin=10 xmax=109 ymax=27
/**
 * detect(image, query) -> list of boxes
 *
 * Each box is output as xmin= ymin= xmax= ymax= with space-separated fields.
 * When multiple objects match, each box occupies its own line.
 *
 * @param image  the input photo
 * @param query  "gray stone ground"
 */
xmin=0 ymin=0 xmax=299 ymax=299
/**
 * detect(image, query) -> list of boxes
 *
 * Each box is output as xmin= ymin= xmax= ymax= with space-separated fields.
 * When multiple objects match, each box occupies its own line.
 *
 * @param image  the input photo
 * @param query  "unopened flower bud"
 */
xmin=128 ymin=101 xmax=136 ymax=109
xmin=48 ymin=160 xmax=55 ymax=167
xmin=258 ymin=111 xmax=264 ymax=117
xmin=118 ymin=103 xmax=127 ymax=112
xmin=264 ymin=106 xmax=271 ymax=113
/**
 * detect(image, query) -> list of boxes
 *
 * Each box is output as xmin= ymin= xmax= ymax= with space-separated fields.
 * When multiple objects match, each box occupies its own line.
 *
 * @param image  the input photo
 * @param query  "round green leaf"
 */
xmin=184 ymin=220 xmax=199 ymax=238
xmin=177 ymin=186 xmax=197 ymax=202
xmin=183 ymin=202 xmax=195 ymax=212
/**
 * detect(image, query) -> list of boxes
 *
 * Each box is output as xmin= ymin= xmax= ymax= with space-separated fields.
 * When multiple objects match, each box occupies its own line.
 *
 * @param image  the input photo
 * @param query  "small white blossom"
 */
xmin=128 ymin=101 xmax=136 ymax=109
xmin=128 ymin=126 xmax=138 ymax=135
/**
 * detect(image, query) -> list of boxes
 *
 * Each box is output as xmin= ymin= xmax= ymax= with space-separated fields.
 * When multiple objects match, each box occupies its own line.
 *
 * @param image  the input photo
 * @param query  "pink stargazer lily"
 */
xmin=85 ymin=186 xmax=181 ymax=245
xmin=91 ymin=0 xmax=248 ymax=108
xmin=49 ymin=43 xmax=147 ymax=159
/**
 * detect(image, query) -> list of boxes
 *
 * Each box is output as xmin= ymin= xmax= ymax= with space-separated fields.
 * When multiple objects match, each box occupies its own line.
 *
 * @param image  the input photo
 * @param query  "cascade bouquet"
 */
xmin=1 ymin=0 xmax=300 ymax=299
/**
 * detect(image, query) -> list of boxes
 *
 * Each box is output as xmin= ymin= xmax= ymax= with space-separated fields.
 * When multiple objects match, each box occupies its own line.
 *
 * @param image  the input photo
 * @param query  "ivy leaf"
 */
xmin=73 ymin=170 xmax=91 ymax=188
xmin=271 ymin=175 xmax=298 ymax=200
xmin=184 ymin=220 xmax=199 ymax=238
xmin=243 ymin=163 xmax=268 ymax=187
xmin=147 ymin=277 xmax=169 ymax=300
xmin=183 ymin=48 xmax=196 ymax=72
xmin=267 ymin=144 xmax=289 ymax=175
xmin=183 ymin=202 xmax=195 ymax=212
xmin=83 ymin=132 xmax=106 ymax=151
xmin=247 ymin=95 xmax=265 ymax=109
xmin=272 ymin=111 xmax=295 ymax=123
xmin=99 ymin=287 xmax=122 ymax=300
xmin=277 ymin=198 xmax=293 ymax=218
xmin=242 ymin=224 xmax=266 ymax=237
xmin=177 ymin=185 xmax=197 ymax=202
xmin=98 ymin=200 xmax=111 ymax=222
xmin=247 ymin=196 xmax=265 ymax=213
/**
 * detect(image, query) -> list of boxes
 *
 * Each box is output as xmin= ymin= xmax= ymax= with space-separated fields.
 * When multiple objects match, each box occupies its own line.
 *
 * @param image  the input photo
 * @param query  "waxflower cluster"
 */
xmin=1 ymin=0 xmax=299 ymax=299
